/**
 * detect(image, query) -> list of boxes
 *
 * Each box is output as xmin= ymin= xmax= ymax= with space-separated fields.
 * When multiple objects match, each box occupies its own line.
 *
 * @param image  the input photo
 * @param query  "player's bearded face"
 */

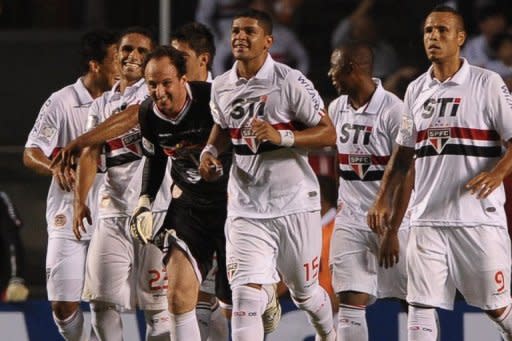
xmin=231 ymin=17 xmax=272 ymax=61
xmin=423 ymin=12 xmax=465 ymax=63
xmin=119 ymin=33 xmax=152 ymax=82
xmin=145 ymin=57 xmax=187 ymax=118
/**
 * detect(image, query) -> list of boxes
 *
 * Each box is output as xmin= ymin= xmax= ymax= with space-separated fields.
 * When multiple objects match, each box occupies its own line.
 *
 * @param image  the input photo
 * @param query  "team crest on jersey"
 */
xmin=428 ymin=128 xmax=451 ymax=153
xmin=122 ymin=132 xmax=142 ymax=155
xmin=349 ymin=154 xmax=371 ymax=179
xmin=241 ymin=125 xmax=260 ymax=153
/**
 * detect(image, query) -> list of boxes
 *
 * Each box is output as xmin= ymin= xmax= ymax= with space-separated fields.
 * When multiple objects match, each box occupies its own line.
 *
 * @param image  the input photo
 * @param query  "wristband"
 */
xmin=200 ymin=144 xmax=218 ymax=162
xmin=278 ymin=130 xmax=295 ymax=147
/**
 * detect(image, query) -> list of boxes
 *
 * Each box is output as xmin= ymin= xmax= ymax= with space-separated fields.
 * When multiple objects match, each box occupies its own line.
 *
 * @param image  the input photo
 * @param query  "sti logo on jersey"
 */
xmin=230 ymin=96 xmax=267 ymax=153
xmin=422 ymin=97 xmax=462 ymax=118
xmin=349 ymin=154 xmax=371 ymax=179
xmin=428 ymin=128 xmax=451 ymax=153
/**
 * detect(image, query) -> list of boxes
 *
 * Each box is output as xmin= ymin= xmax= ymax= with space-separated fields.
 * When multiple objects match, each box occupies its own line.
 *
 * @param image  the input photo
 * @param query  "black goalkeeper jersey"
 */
xmin=138 ymin=81 xmax=230 ymax=207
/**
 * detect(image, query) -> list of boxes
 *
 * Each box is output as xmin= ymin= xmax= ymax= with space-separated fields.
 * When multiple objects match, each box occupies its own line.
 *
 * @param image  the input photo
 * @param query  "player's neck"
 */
xmin=198 ymin=69 xmax=209 ymax=82
xmin=349 ymin=79 xmax=376 ymax=109
xmin=431 ymin=57 xmax=463 ymax=82
xmin=81 ymin=74 xmax=105 ymax=99
xmin=118 ymin=76 xmax=142 ymax=94
xmin=236 ymin=53 xmax=267 ymax=79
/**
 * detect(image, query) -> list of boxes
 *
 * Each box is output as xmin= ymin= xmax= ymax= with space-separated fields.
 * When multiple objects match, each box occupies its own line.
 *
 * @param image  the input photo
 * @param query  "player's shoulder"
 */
xmin=466 ymin=63 xmax=503 ymax=86
xmin=328 ymin=95 xmax=348 ymax=115
xmin=44 ymin=83 xmax=80 ymax=111
xmin=138 ymin=97 xmax=154 ymax=122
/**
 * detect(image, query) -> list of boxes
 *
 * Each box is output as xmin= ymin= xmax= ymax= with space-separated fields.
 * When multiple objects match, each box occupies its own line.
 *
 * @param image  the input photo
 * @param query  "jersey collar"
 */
xmin=228 ymin=53 xmax=275 ymax=85
xmin=426 ymin=58 xmax=470 ymax=87
xmin=107 ymin=77 xmax=146 ymax=102
xmin=73 ymin=77 xmax=94 ymax=106
xmin=344 ymin=78 xmax=385 ymax=115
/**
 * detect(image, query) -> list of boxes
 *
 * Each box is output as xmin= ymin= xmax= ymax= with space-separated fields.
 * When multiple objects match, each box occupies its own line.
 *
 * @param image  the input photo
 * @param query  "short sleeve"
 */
xmin=486 ymin=73 xmax=512 ymax=141
xmin=284 ymin=70 xmax=325 ymax=127
xmin=396 ymin=84 xmax=417 ymax=148
xmin=210 ymin=81 xmax=228 ymax=128
xmin=25 ymin=95 xmax=61 ymax=157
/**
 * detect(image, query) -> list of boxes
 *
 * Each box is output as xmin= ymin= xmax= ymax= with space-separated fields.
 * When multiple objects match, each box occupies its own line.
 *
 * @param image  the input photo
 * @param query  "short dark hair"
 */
xmin=171 ymin=22 xmax=216 ymax=70
xmin=80 ymin=29 xmax=118 ymax=74
xmin=338 ymin=41 xmax=374 ymax=75
xmin=144 ymin=45 xmax=187 ymax=78
xmin=119 ymin=26 xmax=156 ymax=47
xmin=429 ymin=5 xmax=465 ymax=32
xmin=234 ymin=8 xmax=273 ymax=35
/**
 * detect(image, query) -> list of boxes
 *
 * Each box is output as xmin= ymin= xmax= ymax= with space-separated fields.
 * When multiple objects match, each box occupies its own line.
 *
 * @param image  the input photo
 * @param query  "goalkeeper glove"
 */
xmin=130 ymin=195 xmax=153 ymax=244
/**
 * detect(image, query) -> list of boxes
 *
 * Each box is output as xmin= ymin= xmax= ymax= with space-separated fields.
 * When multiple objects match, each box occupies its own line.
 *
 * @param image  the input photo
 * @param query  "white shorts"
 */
xmin=329 ymin=226 xmax=409 ymax=302
xmin=46 ymin=237 xmax=89 ymax=302
xmin=407 ymin=225 xmax=512 ymax=311
xmin=82 ymin=216 xmax=167 ymax=311
xmin=226 ymin=211 xmax=322 ymax=298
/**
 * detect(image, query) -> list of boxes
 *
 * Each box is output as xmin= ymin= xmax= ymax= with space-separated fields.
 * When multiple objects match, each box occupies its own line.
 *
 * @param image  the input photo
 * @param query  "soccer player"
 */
xmin=368 ymin=6 xmax=512 ymax=341
xmin=130 ymin=44 xmax=231 ymax=341
xmin=199 ymin=9 xmax=336 ymax=341
xmin=327 ymin=42 xmax=412 ymax=341
xmin=73 ymin=27 xmax=170 ymax=341
xmin=23 ymin=30 xmax=118 ymax=341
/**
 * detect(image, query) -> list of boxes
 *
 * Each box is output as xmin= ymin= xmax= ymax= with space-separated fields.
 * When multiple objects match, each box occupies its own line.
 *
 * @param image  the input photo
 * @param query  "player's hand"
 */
xmin=50 ymin=139 xmax=83 ymax=181
xmin=465 ymin=170 xmax=504 ymax=199
xmin=130 ymin=195 xmax=153 ymax=244
xmin=367 ymin=199 xmax=390 ymax=235
xmin=73 ymin=200 xmax=91 ymax=241
xmin=51 ymin=164 xmax=75 ymax=192
xmin=251 ymin=118 xmax=280 ymax=145
xmin=378 ymin=228 xmax=399 ymax=269
xmin=199 ymin=152 xmax=223 ymax=182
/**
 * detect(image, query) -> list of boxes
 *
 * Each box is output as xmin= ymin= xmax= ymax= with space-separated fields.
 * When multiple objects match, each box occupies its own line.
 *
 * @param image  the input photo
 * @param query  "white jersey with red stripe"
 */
xmin=25 ymin=78 xmax=103 ymax=240
xmin=87 ymin=78 xmax=149 ymax=217
xmin=329 ymin=79 xmax=407 ymax=230
xmin=210 ymin=55 xmax=323 ymax=218
xmin=396 ymin=59 xmax=512 ymax=227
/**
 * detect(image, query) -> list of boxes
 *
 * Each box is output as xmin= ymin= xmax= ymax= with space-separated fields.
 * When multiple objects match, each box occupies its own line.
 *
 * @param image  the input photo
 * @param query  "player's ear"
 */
xmin=199 ymin=52 xmax=210 ymax=68
xmin=457 ymin=30 xmax=466 ymax=47
xmin=264 ymin=35 xmax=273 ymax=51
xmin=89 ymin=60 xmax=100 ymax=73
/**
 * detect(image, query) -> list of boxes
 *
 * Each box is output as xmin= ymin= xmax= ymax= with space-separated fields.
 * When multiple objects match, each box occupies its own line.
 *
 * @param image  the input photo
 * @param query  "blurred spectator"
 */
xmin=213 ymin=0 xmax=310 ymax=75
xmin=331 ymin=0 xmax=399 ymax=80
xmin=485 ymin=32 xmax=512 ymax=90
xmin=461 ymin=4 xmax=508 ymax=66
xmin=383 ymin=66 xmax=421 ymax=99
xmin=0 ymin=191 xmax=28 ymax=303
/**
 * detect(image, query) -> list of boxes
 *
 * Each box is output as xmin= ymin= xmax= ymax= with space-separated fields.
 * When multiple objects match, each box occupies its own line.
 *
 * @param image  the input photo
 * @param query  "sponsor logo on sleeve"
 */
xmin=142 ymin=137 xmax=155 ymax=155
xmin=53 ymin=214 xmax=66 ymax=228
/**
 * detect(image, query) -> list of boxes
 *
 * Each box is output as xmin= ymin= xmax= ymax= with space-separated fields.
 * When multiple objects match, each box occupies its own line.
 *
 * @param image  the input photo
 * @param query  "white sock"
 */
xmin=231 ymin=286 xmax=266 ymax=340
xmin=490 ymin=304 xmax=512 ymax=341
xmin=196 ymin=300 xmax=212 ymax=340
xmin=53 ymin=309 xmax=86 ymax=341
xmin=144 ymin=309 xmax=171 ymax=340
xmin=337 ymin=304 xmax=367 ymax=341
xmin=408 ymin=305 xmax=438 ymax=341
xmin=292 ymin=286 xmax=334 ymax=339
xmin=90 ymin=301 xmax=123 ymax=341
xmin=170 ymin=310 xmax=201 ymax=341
xmin=207 ymin=302 xmax=229 ymax=341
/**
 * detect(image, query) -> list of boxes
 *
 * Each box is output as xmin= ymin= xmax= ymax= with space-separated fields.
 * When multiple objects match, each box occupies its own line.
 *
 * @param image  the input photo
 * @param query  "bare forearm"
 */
xmin=23 ymin=148 xmax=52 ymax=175
xmin=389 ymin=166 xmax=414 ymax=230
xmin=491 ymin=141 xmax=512 ymax=179
xmin=206 ymin=124 xmax=232 ymax=154
xmin=76 ymin=105 xmax=140 ymax=148
xmin=375 ymin=145 xmax=415 ymax=205
xmin=75 ymin=146 xmax=100 ymax=204
xmin=293 ymin=115 xmax=336 ymax=149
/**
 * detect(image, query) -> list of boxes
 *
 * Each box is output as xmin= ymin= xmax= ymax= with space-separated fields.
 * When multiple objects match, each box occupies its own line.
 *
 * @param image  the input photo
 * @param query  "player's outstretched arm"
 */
xmin=368 ymin=145 xmax=414 ymax=235
xmin=199 ymin=123 xmax=231 ymax=182
xmin=50 ymin=104 xmax=140 ymax=172
xmin=73 ymin=145 xmax=100 ymax=241
xmin=466 ymin=139 xmax=512 ymax=199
